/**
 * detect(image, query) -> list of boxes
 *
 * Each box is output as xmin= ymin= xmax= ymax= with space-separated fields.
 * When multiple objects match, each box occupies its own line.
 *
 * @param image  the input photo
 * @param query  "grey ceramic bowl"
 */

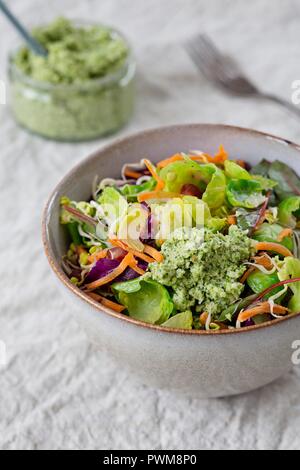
xmin=43 ymin=124 xmax=300 ymax=398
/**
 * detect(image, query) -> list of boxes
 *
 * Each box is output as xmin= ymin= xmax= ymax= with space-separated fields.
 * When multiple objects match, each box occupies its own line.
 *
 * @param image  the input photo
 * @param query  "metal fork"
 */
xmin=185 ymin=34 xmax=300 ymax=118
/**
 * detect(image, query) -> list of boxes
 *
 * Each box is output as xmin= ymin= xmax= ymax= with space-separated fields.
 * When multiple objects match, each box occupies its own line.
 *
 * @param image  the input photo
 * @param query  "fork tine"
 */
xmin=186 ymin=34 xmax=242 ymax=82
xmin=185 ymin=42 xmax=216 ymax=81
xmin=185 ymin=40 xmax=219 ymax=78
xmin=195 ymin=34 xmax=225 ymax=63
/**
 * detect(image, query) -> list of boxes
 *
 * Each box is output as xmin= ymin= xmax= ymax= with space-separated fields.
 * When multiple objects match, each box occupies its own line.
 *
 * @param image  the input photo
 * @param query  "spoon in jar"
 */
xmin=0 ymin=0 xmax=47 ymax=57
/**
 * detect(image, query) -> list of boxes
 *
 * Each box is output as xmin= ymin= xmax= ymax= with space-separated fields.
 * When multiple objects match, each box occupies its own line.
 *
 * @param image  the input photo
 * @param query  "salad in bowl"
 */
xmin=60 ymin=146 xmax=300 ymax=331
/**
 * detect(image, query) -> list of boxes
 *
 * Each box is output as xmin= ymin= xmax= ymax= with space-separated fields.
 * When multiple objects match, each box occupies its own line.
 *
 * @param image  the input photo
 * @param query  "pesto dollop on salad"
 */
xmin=60 ymin=147 xmax=300 ymax=331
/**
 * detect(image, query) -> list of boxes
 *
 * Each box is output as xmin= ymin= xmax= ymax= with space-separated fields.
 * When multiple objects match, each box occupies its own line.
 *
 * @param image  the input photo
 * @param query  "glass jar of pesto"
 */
xmin=8 ymin=18 xmax=135 ymax=141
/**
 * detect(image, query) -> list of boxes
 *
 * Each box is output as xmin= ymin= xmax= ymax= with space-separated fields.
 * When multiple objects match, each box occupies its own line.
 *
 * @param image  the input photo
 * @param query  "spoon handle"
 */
xmin=0 ymin=0 xmax=47 ymax=56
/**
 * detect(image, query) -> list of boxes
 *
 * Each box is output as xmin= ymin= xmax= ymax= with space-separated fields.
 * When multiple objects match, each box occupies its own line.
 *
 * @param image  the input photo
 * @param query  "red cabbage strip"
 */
xmin=250 ymin=278 xmax=300 ymax=305
xmin=63 ymin=205 xmax=97 ymax=227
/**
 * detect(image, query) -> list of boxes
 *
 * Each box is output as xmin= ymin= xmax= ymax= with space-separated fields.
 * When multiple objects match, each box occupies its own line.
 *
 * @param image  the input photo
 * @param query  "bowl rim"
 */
xmin=42 ymin=123 xmax=300 ymax=336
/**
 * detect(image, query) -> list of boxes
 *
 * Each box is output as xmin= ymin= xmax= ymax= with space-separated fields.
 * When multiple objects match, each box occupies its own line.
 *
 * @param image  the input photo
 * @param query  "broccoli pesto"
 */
xmin=149 ymin=226 xmax=252 ymax=314
xmin=10 ymin=18 xmax=135 ymax=141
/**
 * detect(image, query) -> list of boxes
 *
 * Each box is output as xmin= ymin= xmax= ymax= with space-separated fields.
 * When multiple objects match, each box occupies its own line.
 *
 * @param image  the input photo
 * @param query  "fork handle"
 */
xmin=260 ymin=92 xmax=300 ymax=119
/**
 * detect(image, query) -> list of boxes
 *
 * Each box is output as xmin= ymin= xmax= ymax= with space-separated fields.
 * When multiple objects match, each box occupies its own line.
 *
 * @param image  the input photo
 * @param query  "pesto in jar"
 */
xmin=9 ymin=18 xmax=135 ymax=141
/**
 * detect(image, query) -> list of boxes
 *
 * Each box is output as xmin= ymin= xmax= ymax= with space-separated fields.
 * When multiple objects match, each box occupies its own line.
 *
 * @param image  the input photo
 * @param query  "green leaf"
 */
xmin=252 ymin=174 xmax=277 ymax=190
xmin=151 ymin=195 xmax=226 ymax=235
xmin=218 ymin=294 xmax=257 ymax=322
xmin=120 ymin=178 xmax=156 ymax=201
xmin=112 ymin=279 xmax=174 ymax=324
xmin=160 ymin=160 xmax=215 ymax=193
xmin=278 ymin=196 xmax=300 ymax=228
xmin=250 ymin=159 xmax=271 ymax=178
xmin=202 ymin=167 xmax=226 ymax=209
xmin=226 ymin=179 xmax=266 ymax=208
xmin=268 ymin=161 xmax=300 ymax=201
xmin=247 ymin=271 xmax=282 ymax=300
xmin=98 ymin=187 xmax=128 ymax=228
xmin=161 ymin=310 xmax=193 ymax=329
xmin=67 ymin=222 xmax=82 ymax=245
xmin=253 ymin=223 xmax=294 ymax=251
xmin=236 ymin=208 xmax=260 ymax=233
xmin=278 ymin=257 xmax=300 ymax=312
xmin=117 ymin=203 xmax=149 ymax=242
xmin=224 ymin=160 xmax=252 ymax=180
xmin=225 ymin=161 xmax=276 ymax=190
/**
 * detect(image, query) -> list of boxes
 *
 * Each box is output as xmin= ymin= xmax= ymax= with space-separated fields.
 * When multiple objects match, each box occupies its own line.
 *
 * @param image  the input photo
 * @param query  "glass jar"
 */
xmin=8 ymin=28 xmax=136 ymax=142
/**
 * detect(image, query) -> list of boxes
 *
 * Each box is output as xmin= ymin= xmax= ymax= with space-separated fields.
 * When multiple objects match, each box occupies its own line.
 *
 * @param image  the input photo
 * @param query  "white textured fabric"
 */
xmin=1 ymin=0 xmax=300 ymax=450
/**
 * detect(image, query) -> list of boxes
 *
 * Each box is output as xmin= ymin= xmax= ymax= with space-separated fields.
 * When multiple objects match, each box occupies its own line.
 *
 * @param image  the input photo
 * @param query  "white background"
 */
xmin=1 ymin=0 xmax=300 ymax=450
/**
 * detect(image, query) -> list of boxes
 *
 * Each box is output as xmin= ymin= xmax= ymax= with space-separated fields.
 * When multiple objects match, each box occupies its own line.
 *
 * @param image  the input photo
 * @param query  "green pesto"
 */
xmin=149 ymin=226 xmax=252 ymax=315
xmin=14 ymin=17 xmax=129 ymax=84
xmin=10 ymin=18 xmax=135 ymax=141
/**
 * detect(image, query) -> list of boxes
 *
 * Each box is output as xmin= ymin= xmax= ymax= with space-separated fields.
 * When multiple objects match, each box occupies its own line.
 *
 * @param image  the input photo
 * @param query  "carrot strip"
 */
xmin=235 ymin=159 xmax=247 ymax=169
xmin=277 ymin=228 xmax=293 ymax=242
xmin=87 ymin=248 xmax=109 ymax=264
xmin=86 ymin=292 xmax=125 ymax=313
xmin=205 ymin=144 xmax=228 ymax=164
xmin=85 ymin=253 xmax=135 ymax=291
xmin=157 ymin=154 xmax=187 ymax=169
xmin=240 ymin=266 xmax=255 ymax=284
xmin=109 ymin=238 xmax=129 ymax=251
xmin=157 ymin=146 xmax=228 ymax=169
xmin=124 ymin=169 xmax=142 ymax=179
xmin=240 ymin=253 xmax=275 ymax=283
xmin=252 ymin=253 xmax=274 ymax=270
xmin=143 ymin=159 xmax=165 ymax=191
xmin=200 ymin=312 xmax=209 ymax=326
xmin=255 ymin=242 xmax=293 ymax=258
xmin=144 ymin=244 xmax=164 ymax=263
xmin=129 ymin=250 xmax=154 ymax=263
xmin=238 ymin=302 xmax=288 ymax=323
xmin=138 ymin=191 xmax=182 ymax=202
xmin=128 ymin=261 xmax=146 ymax=276
xmin=227 ymin=215 xmax=237 ymax=226
xmin=109 ymin=239 xmax=155 ymax=263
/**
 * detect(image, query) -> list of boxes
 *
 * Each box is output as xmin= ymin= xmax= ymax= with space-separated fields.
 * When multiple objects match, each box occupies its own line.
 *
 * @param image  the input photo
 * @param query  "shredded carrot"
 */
xmin=255 ymin=242 xmax=293 ymax=258
xmin=157 ymin=154 xmax=187 ymax=169
xmin=158 ymin=154 xmax=208 ymax=168
xmin=235 ymin=159 xmax=247 ymax=169
xmin=240 ymin=253 xmax=274 ymax=284
xmin=238 ymin=302 xmax=289 ymax=323
xmin=240 ymin=266 xmax=255 ymax=284
xmin=87 ymin=248 xmax=109 ymax=264
xmin=109 ymin=239 xmax=155 ymax=263
xmin=157 ymin=146 xmax=228 ymax=169
xmin=138 ymin=191 xmax=182 ymax=202
xmin=109 ymin=238 xmax=129 ymax=251
xmin=227 ymin=215 xmax=237 ymax=226
xmin=200 ymin=312 xmax=209 ymax=326
xmin=252 ymin=253 xmax=274 ymax=270
xmin=128 ymin=260 xmax=146 ymax=276
xmin=144 ymin=244 xmax=164 ymax=263
xmin=143 ymin=159 xmax=165 ymax=191
xmin=204 ymin=144 xmax=228 ymax=164
xmin=86 ymin=292 xmax=126 ymax=313
xmin=85 ymin=253 xmax=135 ymax=291
xmin=277 ymin=228 xmax=293 ymax=242
xmin=124 ymin=169 xmax=142 ymax=179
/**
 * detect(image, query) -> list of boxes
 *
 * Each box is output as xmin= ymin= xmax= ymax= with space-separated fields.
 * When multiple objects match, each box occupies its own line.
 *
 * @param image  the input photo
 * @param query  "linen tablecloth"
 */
xmin=1 ymin=0 xmax=300 ymax=450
